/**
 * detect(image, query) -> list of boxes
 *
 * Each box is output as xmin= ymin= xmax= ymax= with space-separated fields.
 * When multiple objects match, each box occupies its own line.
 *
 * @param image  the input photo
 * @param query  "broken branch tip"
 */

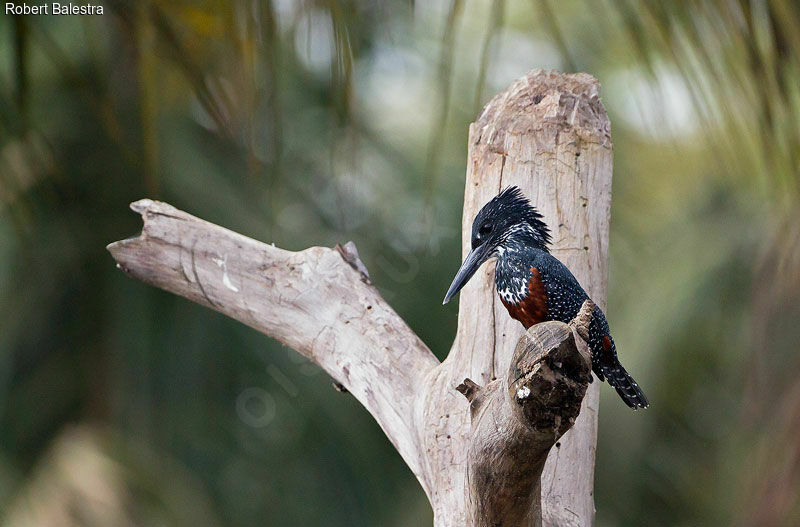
xmin=130 ymin=198 xmax=155 ymax=214
xmin=456 ymin=378 xmax=481 ymax=402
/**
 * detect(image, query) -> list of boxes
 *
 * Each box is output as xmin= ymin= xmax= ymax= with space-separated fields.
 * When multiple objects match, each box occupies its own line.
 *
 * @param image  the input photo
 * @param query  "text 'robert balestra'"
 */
xmin=5 ymin=3 xmax=104 ymax=15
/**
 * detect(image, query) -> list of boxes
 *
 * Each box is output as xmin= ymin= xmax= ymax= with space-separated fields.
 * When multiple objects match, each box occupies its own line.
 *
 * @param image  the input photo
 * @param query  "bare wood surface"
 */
xmin=463 ymin=301 xmax=594 ymax=527
xmin=447 ymin=69 xmax=612 ymax=526
xmin=107 ymin=200 xmax=439 ymax=484
xmin=108 ymin=69 xmax=612 ymax=526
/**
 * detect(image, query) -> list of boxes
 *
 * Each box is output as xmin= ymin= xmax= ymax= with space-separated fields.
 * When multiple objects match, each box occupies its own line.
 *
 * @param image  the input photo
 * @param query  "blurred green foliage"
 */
xmin=1 ymin=1 xmax=799 ymax=525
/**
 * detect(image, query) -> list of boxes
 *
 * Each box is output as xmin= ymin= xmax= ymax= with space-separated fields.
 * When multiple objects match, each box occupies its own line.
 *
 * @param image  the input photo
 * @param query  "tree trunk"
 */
xmin=107 ymin=69 xmax=612 ymax=526
xmin=453 ymin=69 xmax=612 ymax=526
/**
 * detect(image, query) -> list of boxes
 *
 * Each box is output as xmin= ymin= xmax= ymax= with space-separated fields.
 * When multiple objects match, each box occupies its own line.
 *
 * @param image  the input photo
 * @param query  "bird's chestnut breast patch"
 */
xmin=499 ymin=267 xmax=549 ymax=329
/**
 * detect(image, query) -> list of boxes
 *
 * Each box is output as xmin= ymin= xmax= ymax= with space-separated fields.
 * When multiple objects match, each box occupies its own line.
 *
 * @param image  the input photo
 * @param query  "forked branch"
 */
xmin=108 ymin=69 xmax=611 ymax=526
xmin=107 ymin=199 xmax=439 ymax=481
xmin=107 ymin=199 xmax=594 ymax=526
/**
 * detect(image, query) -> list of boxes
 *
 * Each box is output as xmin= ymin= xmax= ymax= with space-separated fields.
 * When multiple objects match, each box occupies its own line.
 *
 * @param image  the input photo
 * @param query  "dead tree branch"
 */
xmin=463 ymin=301 xmax=594 ymax=527
xmin=108 ymin=69 xmax=612 ymax=526
xmin=107 ymin=201 xmax=439 ymax=480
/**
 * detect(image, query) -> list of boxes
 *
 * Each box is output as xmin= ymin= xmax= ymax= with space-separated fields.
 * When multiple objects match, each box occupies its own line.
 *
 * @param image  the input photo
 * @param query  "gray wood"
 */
xmin=452 ymin=69 xmax=611 ymax=526
xmin=108 ymin=69 xmax=612 ymax=526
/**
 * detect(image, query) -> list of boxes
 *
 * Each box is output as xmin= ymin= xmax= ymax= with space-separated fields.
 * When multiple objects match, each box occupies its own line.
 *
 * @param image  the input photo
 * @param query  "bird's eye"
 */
xmin=479 ymin=222 xmax=492 ymax=236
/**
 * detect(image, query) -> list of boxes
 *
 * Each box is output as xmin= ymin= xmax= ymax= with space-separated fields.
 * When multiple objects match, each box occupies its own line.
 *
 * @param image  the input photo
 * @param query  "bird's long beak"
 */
xmin=442 ymin=245 xmax=491 ymax=305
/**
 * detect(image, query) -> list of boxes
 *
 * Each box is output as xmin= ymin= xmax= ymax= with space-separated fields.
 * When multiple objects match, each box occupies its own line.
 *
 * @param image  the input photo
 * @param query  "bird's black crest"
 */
xmin=478 ymin=186 xmax=551 ymax=249
xmin=445 ymin=185 xmax=551 ymax=305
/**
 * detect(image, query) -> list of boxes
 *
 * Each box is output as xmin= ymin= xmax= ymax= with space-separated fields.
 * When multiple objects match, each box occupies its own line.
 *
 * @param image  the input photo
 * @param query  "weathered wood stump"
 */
xmin=108 ymin=69 xmax=613 ymax=526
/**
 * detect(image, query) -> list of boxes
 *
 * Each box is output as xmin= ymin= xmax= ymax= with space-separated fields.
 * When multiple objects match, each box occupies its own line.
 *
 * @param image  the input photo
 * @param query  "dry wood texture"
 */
xmin=108 ymin=69 xmax=612 ymax=526
xmin=450 ymin=69 xmax=612 ymax=526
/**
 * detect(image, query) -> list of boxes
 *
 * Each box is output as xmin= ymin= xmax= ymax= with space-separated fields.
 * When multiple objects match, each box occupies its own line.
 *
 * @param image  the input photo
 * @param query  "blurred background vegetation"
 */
xmin=1 ymin=0 xmax=799 ymax=525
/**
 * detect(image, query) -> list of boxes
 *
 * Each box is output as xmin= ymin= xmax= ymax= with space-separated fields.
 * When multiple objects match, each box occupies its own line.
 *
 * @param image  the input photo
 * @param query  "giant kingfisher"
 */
xmin=443 ymin=186 xmax=648 ymax=409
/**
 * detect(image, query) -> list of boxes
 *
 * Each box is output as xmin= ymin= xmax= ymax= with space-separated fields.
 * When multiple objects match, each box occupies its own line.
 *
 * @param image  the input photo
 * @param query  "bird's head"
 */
xmin=442 ymin=186 xmax=550 ymax=304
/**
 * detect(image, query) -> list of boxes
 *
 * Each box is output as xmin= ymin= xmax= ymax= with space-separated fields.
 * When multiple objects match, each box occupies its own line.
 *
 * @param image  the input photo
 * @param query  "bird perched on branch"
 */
xmin=443 ymin=186 xmax=648 ymax=409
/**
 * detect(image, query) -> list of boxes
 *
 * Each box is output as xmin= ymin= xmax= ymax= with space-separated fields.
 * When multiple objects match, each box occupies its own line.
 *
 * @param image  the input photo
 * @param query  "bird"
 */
xmin=443 ymin=186 xmax=648 ymax=409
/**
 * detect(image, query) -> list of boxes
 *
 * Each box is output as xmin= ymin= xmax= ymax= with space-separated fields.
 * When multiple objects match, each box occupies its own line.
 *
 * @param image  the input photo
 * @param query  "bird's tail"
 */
xmin=599 ymin=361 xmax=649 ymax=409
